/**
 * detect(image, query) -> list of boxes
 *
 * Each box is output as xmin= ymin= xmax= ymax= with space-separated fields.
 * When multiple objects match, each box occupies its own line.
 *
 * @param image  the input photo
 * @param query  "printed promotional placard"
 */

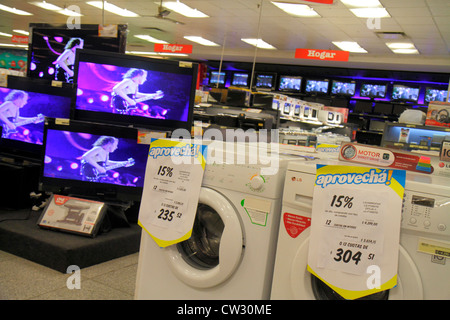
xmin=307 ymin=165 xmax=406 ymax=300
xmin=138 ymin=139 xmax=207 ymax=247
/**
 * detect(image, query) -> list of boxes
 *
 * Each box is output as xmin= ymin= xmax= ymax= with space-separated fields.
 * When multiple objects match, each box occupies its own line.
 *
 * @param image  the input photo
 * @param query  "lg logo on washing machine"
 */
xmin=291 ymin=176 xmax=302 ymax=182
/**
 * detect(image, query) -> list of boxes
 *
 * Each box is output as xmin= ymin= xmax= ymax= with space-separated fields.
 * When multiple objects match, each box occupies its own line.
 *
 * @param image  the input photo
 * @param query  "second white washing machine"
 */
xmin=270 ymin=160 xmax=450 ymax=300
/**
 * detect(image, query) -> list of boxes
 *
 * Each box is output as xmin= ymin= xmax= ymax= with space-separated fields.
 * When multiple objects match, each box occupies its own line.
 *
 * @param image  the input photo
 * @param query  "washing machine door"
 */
xmin=164 ymin=187 xmax=244 ymax=289
xmin=290 ymin=235 xmax=423 ymax=300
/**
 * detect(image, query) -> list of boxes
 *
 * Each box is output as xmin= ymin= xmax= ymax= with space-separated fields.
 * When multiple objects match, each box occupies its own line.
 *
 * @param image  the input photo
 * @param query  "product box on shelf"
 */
xmin=425 ymin=101 xmax=450 ymax=128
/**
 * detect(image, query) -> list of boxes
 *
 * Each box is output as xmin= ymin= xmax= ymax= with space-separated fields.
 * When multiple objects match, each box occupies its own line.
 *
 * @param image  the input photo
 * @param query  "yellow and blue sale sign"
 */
xmin=308 ymin=165 xmax=406 ymax=300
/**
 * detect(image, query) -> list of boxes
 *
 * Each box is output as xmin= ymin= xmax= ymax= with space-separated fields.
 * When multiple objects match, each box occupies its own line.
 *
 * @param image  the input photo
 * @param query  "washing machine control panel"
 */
xmin=401 ymin=190 xmax=450 ymax=236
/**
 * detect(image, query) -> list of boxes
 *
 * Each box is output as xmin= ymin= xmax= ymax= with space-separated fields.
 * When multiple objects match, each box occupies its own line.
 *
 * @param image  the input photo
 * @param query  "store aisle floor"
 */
xmin=0 ymin=250 xmax=138 ymax=300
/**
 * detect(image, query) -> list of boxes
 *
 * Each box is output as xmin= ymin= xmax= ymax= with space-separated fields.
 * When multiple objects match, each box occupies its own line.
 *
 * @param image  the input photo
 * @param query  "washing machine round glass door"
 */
xmin=164 ymin=187 xmax=244 ymax=289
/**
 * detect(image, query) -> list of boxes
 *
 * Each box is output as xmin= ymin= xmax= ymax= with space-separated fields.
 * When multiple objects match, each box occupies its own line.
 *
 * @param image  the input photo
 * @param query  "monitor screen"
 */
xmin=391 ymin=84 xmax=420 ymax=102
xmin=425 ymin=88 xmax=447 ymax=102
xmin=0 ymin=76 xmax=73 ymax=161
xmin=359 ymin=83 xmax=387 ymax=99
xmin=27 ymin=24 xmax=127 ymax=83
xmin=254 ymin=73 xmax=276 ymax=90
xmin=331 ymin=80 xmax=356 ymax=96
xmin=305 ymin=79 xmax=329 ymax=95
xmin=72 ymin=49 xmax=198 ymax=132
xmin=231 ymin=72 xmax=249 ymax=87
xmin=209 ymin=71 xmax=226 ymax=86
xmin=278 ymin=76 xmax=302 ymax=93
xmin=294 ymin=104 xmax=301 ymax=116
xmin=41 ymin=118 xmax=149 ymax=202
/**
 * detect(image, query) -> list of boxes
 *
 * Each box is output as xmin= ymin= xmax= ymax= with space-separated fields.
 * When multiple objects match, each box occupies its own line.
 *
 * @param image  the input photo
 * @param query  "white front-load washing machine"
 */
xmin=134 ymin=142 xmax=305 ymax=299
xmin=271 ymin=160 xmax=450 ymax=300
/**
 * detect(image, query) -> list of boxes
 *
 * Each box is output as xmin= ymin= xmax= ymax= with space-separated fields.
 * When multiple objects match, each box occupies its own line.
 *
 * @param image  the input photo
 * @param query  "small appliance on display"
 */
xmin=37 ymin=194 xmax=107 ymax=237
xmin=359 ymin=82 xmax=387 ymax=99
xmin=72 ymin=49 xmax=198 ymax=132
xmin=318 ymin=110 xmax=336 ymax=125
xmin=278 ymin=75 xmax=302 ymax=93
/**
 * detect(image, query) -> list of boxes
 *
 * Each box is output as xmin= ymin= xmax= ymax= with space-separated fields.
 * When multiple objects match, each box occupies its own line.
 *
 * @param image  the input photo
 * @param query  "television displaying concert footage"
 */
xmin=41 ymin=118 xmax=149 ymax=201
xmin=0 ymin=76 xmax=73 ymax=161
xmin=305 ymin=79 xmax=329 ymax=95
xmin=359 ymin=83 xmax=387 ymax=99
xmin=278 ymin=75 xmax=302 ymax=93
xmin=72 ymin=49 xmax=198 ymax=132
xmin=391 ymin=84 xmax=420 ymax=103
xmin=231 ymin=72 xmax=249 ymax=87
xmin=209 ymin=71 xmax=226 ymax=87
xmin=425 ymin=87 xmax=447 ymax=103
xmin=330 ymin=80 xmax=356 ymax=97
xmin=27 ymin=24 xmax=127 ymax=83
xmin=254 ymin=73 xmax=277 ymax=91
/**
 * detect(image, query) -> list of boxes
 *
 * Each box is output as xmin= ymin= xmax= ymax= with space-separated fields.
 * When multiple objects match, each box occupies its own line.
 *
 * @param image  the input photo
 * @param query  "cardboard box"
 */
xmin=425 ymin=101 xmax=450 ymax=128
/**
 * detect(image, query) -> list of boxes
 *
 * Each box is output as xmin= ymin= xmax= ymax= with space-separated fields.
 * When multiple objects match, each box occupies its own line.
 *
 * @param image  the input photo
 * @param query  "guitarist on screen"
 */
xmin=80 ymin=136 xmax=135 ymax=182
xmin=111 ymin=68 xmax=164 ymax=114
xmin=0 ymin=90 xmax=44 ymax=138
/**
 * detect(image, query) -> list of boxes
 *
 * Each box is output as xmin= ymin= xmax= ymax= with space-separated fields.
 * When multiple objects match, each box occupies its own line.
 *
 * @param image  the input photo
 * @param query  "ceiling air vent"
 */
xmin=375 ymin=32 xmax=407 ymax=40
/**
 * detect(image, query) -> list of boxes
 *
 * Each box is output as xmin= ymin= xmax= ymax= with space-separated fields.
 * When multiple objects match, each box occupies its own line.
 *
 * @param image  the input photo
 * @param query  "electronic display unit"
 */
xmin=330 ymin=80 xmax=356 ymax=97
xmin=391 ymin=84 xmax=420 ymax=103
xmin=425 ymin=87 xmax=447 ymax=103
xmin=0 ymin=75 xmax=73 ymax=161
xmin=294 ymin=104 xmax=301 ymax=116
xmin=305 ymin=79 xmax=329 ymax=95
xmin=27 ymin=23 xmax=127 ymax=83
xmin=209 ymin=71 xmax=226 ymax=87
xmin=40 ymin=118 xmax=149 ymax=202
xmin=354 ymin=100 xmax=373 ymax=114
xmin=231 ymin=72 xmax=250 ymax=87
xmin=253 ymin=73 xmax=277 ymax=91
xmin=72 ymin=49 xmax=198 ymax=132
xmin=278 ymin=75 xmax=302 ymax=93
xmin=359 ymin=83 xmax=387 ymax=99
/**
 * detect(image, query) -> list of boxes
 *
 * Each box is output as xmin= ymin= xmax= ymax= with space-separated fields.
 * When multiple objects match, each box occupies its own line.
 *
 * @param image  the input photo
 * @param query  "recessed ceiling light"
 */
xmin=271 ymin=2 xmax=321 ymax=17
xmin=30 ymin=1 xmax=84 ymax=16
xmin=391 ymin=48 xmax=419 ymax=54
xmin=0 ymin=32 xmax=13 ymax=37
xmin=13 ymin=30 xmax=30 ymax=35
xmin=0 ymin=43 xmax=28 ymax=48
xmin=332 ymin=41 xmax=368 ymax=53
xmin=158 ymin=1 xmax=208 ymax=18
xmin=134 ymin=35 xmax=168 ymax=44
xmin=0 ymin=4 xmax=33 ymax=15
xmin=184 ymin=36 xmax=219 ymax=46
xmin=386 ymin=42 xmax=419 ymax=54
xmin=340 ymin=0 xmax=382 ymax=8
xmin=126 ymin=51 xmax=188 ymax=57
xmin=350 ymin=8 xmax=390 ymax=18
xmin=241 ymin=38 xmax=276 ymax=50
xmin=86 ymin=1 xmax=139 ymax=17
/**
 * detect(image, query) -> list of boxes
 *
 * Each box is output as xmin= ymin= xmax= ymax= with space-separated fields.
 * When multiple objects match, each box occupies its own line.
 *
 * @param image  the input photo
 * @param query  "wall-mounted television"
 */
xmin=40 ymin=118 xmax=149 ymax=202
xmin=278 ymin=75 xmax=302 ymax=93
xmin=0 ymin=76 xmax=73 ymax=161
xmin=425 ymin=87 xmax=447 ymax=103
xmin=391 ymin=84 xmax=420 ymax=103
xmin=305 ymin=79 xmax=329 ymax=95
xmin=359 ymin=83 xmax=387 ymax=99
xmin=330 ymin=80 xmax=356 ymax=97
xmin=231 ymin=72 xmax=249 ymax=87
xmin=72 ymin=49 xmax=198 ymax=132
xmin=209 ymin=71 xmax=226 ymax=87
xmin=253 ymin=72 xmax=277 ymax=91
xmin=27 ymin=23 xmax=127 ymax=83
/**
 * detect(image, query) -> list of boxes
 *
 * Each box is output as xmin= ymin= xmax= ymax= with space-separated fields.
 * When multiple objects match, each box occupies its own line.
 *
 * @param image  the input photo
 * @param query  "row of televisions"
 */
xmin=0 ymin=24 xmax=200 ymax=203
xmin=208 ymin=71 xmax=448 ymax=104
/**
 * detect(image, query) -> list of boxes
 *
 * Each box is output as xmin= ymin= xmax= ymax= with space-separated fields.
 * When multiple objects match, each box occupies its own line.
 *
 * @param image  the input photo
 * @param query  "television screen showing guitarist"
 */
xmin=53 ymin=37 xmax=84 ymax=83
xmin=0 ymin=90 xmax=44 ymax=139
xmin=111 ymin=68 xmax=164 ymax=114
xmin=80 ymin=136 xmax=135 ymax=182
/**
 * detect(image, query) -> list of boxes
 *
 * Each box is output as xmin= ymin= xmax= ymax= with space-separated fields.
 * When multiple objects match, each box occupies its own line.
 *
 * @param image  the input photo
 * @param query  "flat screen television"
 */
xmin=209 ymin=71 xmax=226 ymax=87
xmin=359 ymin=83 xmax=387 ymax=99
xmin=41 ymin=118 xmax=149 ymax=202
xmin=0 ymin=76 xmax=73 ymax=161
xmin=278 ymin=75 xmax=302 ymax=93
xmin=305 ymin=79 xmax=329 ymax=95
xmin=72 ymin=49 xmax=199 ymax=132
xmin=254 ymin=73 xmax=276 ymax=91
xmin=425 ymin=88 xmax=447 ymax=103
xmin=231 ymin=72 xmax=249 ymax=87
xmin=330 ymin=80 xmax=356 ymax=96
xmin=27 ymin=23 xmax=127 ymax=83
xmin=391 ymin=84 xmax=420 ymax=103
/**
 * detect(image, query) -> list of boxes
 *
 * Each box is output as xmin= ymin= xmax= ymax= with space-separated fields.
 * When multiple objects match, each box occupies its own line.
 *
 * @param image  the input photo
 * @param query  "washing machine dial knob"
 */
xmin=250 ymin=176 xmax=265 ymax=190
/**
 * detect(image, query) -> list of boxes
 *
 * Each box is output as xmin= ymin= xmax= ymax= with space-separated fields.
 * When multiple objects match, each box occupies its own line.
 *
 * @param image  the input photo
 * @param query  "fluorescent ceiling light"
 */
xmin=386 ymin=42 xmax=419 ymax=54
xmin=158 ymin=1 xmax=208 ymax=18
xmin=30 ymin=2 xmax=83 ymax=16
xmin=13 ymin=30 xmax=30 ymax=35
xmin=271 ymin=2 xmax=321 ymax=17
xmin=391 ymin=48 xmax=419 ymax=54
xmin=0 ymin=43 xmax=28 ymax=48
xmin=340 ymin=0 xmax=382 ymax=8
xmin=127 ymin=51 xmax=188 ymax=57
xmin=241 ymin=38 xmax=276 ymax=50
xmin=0 ymin=4 xmax=33 ymax=15
xmin=86 ymin=1 xmax=139 ymax=17
xmin=134 ymin=35 xmax=168 ymax=44
xmin=0 ymin=32 xmax=13 ymax=37
xmin=350 ymin=8 xmax=390 ymax=18
xmin=332 ymin=41 xmax=368 ymax=53
xmin=184 ymin=36 xmax=219 ymax=46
